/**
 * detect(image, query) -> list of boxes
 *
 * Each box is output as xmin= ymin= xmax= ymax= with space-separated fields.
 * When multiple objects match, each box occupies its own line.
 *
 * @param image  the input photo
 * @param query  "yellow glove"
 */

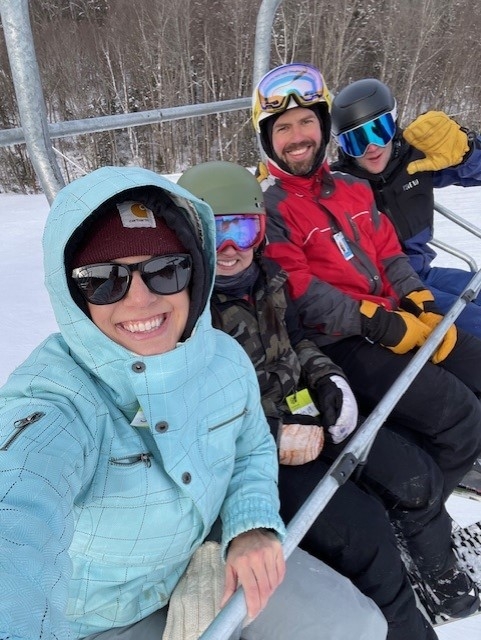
xmin=401 ymin=289 xmax=436 ymax=315
xmin=403 ymin=111 xmax=469 ymax=175
xmin=419 ymin=312 xmax=457 ymax=364
xmin=399 ymin=289 xmax=457 ymax=363
xmin=360 ymin=300 xmax=432 ymax=354
xmin=255 ymin=160 xmax=269 ymax=183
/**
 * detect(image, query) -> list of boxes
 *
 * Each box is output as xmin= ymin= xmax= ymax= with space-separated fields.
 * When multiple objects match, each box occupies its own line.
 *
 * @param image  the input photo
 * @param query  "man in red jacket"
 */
xmin=252 ymin=62 xmax=481 ymax=617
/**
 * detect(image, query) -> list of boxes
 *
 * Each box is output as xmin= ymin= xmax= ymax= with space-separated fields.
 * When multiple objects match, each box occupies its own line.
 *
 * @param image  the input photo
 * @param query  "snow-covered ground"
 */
xmin=1 ymin=182 xmax=481 ymax=638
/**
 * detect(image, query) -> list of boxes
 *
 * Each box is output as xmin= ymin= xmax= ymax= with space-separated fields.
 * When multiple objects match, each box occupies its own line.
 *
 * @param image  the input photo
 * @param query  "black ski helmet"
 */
xmin=331 ymin=79 xmax=397 ymax=136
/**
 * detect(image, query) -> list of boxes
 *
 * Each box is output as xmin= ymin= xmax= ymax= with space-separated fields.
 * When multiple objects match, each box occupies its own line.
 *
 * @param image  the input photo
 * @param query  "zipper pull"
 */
xmin=1 ymin=411 xmax=45 ymax=451
xmin=140 ymin=453 xmax=152 ymax=467
xmin=13 ymin=411 xmax=45 ymax=429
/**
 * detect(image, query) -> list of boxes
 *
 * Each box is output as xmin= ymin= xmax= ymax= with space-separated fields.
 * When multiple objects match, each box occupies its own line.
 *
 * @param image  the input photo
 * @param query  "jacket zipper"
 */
xmin=208 ymin=409 xmax=247 ymax=431
xmin=110 ymin=453 xmax=152 ymax=467
xmin=0 ymin=411 xmax=45 ymax=451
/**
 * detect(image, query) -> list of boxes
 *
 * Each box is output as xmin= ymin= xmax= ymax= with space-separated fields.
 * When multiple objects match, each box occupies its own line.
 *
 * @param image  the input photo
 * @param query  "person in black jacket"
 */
xmin=331 ymin=78 xmax=481 ymax=338
xmin=178 ymin=159 xmax=481 ymax=636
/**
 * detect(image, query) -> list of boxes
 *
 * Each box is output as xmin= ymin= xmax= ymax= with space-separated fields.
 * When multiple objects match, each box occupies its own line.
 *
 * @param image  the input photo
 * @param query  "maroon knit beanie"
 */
xmin=72 ymin=200 xmax=186 ymax=268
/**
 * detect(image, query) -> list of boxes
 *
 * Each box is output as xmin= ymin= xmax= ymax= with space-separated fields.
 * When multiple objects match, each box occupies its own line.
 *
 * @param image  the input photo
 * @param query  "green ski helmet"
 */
xmin=177 ymin=161 xmax=266 ymax=252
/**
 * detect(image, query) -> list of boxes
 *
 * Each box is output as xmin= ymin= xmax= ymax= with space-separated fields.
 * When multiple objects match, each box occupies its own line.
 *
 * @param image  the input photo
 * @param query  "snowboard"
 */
xmin=401 ymin=519 xmax=481 ymax=627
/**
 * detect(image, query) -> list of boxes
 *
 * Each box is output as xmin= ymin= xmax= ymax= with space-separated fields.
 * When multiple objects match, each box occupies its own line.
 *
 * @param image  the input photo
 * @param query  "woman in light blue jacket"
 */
xmin=0 ymin=166 xmax=386 ymax=640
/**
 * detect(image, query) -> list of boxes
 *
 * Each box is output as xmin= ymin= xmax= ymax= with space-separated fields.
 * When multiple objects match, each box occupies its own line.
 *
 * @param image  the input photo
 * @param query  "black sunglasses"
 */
xmin=71 ymin=254 xmax=192 ymax=305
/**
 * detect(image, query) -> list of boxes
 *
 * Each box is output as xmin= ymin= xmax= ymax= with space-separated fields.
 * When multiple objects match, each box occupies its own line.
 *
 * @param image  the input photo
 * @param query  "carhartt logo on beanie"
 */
xmin=72 ymin=201 xmax=186 ymax=268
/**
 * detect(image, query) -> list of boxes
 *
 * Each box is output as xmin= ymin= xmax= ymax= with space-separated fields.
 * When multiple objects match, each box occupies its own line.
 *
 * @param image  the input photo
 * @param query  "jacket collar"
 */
xmin=266 ymin=158 xmax=335 ymax=197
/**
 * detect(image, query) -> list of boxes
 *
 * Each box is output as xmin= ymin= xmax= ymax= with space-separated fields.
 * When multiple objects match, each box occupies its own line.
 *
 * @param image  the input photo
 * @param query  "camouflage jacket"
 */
xmin=211 ymin=259 xmax=345 ymax=429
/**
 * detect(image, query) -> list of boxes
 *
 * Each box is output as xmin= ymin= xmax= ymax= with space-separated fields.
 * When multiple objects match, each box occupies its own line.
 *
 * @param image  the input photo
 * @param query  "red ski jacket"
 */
xmin=262 ymin=160 xmax=424 ymax=345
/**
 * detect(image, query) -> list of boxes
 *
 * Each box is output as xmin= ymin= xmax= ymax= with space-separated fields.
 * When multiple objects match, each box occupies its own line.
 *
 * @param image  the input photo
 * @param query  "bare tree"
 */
xmin=1 ymin=0 xmax=481 ymax=191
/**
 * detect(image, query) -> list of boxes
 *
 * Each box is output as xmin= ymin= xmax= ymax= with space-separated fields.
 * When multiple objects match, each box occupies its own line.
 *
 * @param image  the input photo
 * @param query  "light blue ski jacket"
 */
xmin=0 ymin=166 xmax=285 ymax=639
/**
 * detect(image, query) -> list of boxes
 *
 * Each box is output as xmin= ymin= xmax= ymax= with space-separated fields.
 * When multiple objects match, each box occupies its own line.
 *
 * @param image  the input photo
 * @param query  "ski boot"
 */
xmin=429 ymin=565 xmax=480 ymax=619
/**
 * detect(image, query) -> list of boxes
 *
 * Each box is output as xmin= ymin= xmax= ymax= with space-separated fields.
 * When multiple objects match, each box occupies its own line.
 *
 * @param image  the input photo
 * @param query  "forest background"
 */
xmin=1 ymin=0 xmax=480 ymax=193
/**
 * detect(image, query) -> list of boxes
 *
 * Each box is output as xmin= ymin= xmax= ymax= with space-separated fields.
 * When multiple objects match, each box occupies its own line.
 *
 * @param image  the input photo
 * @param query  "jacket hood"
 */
xmin=43 ymin=166 xmax=216 ymax=381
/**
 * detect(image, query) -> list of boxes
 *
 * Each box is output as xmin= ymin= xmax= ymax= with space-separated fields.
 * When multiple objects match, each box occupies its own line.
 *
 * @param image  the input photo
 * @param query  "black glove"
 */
xmin=314 ymin=376 xmax=344 ymax=427
xmin=314 ymin=375 xmax=359 ymax=443
xmin=360 ymin=300 xmax=431 ymax=354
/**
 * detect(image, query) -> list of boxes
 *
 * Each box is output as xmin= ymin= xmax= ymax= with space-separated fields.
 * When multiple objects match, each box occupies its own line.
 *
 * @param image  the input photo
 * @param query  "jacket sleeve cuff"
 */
xmin=220 ymin=497 xmax=286 ymax=560
xmin=461 ymin=129 xmax=477 ymax=164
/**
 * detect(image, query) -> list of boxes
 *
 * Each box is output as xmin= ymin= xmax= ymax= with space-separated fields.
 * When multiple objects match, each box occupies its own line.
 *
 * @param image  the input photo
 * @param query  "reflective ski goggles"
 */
xmin=71 ymin=254 xmax=192 ymax=305
xmin=215 ymin=215 xmax=265 ymax=252
xmin=334 ymin=110 xmax=397 ymax=157
xmin=256 ymin=63 xmax=329 ymax=115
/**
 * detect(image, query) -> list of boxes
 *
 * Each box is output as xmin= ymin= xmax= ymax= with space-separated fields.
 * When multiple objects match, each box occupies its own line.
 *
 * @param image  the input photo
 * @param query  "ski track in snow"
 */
xmin=1 ymin=182 xmax=481 ymax=639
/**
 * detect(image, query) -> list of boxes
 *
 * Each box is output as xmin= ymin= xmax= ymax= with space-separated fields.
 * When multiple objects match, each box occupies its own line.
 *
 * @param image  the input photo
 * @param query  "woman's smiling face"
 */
xmin=88 ymin=255 xmax=190 ymax=356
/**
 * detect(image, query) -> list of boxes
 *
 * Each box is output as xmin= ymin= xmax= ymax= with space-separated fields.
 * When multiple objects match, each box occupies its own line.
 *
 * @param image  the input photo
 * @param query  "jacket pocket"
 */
xmin=208 ymin=408 xmax=247 ymax=432
xmin=202 ymin=406 xmax=248 ymax=469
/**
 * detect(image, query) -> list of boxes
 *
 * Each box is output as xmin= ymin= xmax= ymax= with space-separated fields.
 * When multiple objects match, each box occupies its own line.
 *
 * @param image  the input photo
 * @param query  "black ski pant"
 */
xmin=278 ymin=454 xmax=436 ymax=640
xmin=323 ymin=427 xmax=455 ymax=580
xmin=321 ymin=331 xmax=481 ymax=497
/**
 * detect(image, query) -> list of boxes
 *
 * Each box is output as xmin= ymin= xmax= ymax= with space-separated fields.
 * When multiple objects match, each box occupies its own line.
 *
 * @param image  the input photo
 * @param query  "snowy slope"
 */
xmin=1 ymin=183 xmax=481 ymax=638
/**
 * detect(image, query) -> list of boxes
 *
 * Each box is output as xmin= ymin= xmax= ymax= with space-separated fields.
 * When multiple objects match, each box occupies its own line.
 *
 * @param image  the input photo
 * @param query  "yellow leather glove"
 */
xmin=400 ymin=289 xmax=457 ymax=363
xmin=255 ymin=160 xmax=269 ymax=183
xmin=360 ymin=300 xmax=432 ymax=354
xmin=278 ymin=423 xmax=325 ymax=465
xmin=403 ymin=111 xmax=470 ymax=174
xmin=419 ymin=312 xmax=458 ymax=364
xmin=401 ymin=288 xmax=436 ymax=314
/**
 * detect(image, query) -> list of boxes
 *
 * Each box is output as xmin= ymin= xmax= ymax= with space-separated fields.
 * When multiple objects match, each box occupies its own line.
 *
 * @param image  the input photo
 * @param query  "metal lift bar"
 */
xmin=198 ymin=268 xmax=481 ymax=640
xmin=435 ymin=201 xmax=481 ymax=239
xmin=430 ymin=237 xmax=477 ymax=272
xmin=0 ymin=99 xmax=251 ymax=148
xmin=0 ymin=0 xmax=65 ymax=202
xmin=431 ymin=201 xmax=481 ymax=272
xmin=0 ymin=0 xmax=278 ymax=203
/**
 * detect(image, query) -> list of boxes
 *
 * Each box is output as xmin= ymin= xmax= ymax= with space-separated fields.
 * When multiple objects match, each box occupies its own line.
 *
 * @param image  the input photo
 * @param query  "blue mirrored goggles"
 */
xmin=257 ymin=63 xmax=328 ymax=114
xmin=215 ymin=215 xmax=264 ymax=252
xmin=335 ymin=111 xmax=397 ymax=158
